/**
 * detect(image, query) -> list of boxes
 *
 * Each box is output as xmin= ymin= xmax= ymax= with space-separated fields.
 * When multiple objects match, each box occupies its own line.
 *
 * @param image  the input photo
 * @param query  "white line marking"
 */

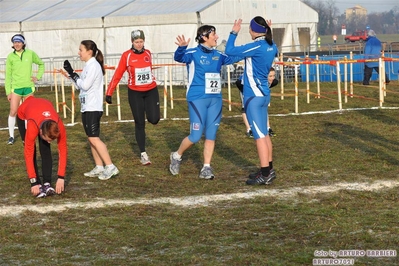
xmin=1 ymin=180 xmax=398 ymax=217
xmin=2 ymin=106 xmax=399 ymax=130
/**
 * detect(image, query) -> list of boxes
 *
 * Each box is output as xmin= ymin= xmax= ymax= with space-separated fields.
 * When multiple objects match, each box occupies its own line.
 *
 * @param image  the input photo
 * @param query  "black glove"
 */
xmin=270 ymin=79 xmax=278 ymax=88
xmin=70 ymin=72 xmax=80 ymax=83
xmin=105 ymin=95 xmax=112 ymax=104
xmin=63 ymin=60 xmax=74 ymax=76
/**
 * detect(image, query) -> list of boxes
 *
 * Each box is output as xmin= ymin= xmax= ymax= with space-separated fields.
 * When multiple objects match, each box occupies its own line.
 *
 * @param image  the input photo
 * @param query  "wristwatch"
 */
xmin=30 ymin=178 xmax=37 ymax=184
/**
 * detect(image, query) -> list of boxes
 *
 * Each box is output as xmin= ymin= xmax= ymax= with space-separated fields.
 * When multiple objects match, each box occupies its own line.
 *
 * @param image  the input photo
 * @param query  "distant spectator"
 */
xmin=216 ymin=39 xmax=227 ymax=52
xmin=362 ymin=30 xmax=390 ymax=85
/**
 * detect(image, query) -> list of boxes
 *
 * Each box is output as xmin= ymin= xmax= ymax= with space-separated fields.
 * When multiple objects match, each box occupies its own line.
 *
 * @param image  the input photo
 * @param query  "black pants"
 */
xmin=17 ymin=116 xmax=52 ymax=185
xmin=128 ymin=87 xmax=160 ymax=153
xmin=363 ymin=65 xmax=390 ymax=85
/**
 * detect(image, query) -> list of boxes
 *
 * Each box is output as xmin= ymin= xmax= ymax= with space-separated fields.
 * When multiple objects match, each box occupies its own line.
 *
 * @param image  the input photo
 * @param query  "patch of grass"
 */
xmin=0 ymin=80 xmax=399 ymax=265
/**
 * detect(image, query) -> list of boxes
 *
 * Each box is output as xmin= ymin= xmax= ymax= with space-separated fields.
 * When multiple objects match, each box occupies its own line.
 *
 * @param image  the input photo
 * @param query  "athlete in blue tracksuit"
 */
xmin=225 ymin=16 xmax=278 ymax=186
xmin=169 ymin=25 xmax=243 ymax=179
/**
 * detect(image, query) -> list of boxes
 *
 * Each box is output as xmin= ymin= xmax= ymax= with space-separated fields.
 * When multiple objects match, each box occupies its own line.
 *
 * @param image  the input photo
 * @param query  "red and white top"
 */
xmin=106 ymin=49 xmax=157 ymax=96
xmin=18 ymin=96 xmax=68 ymax=179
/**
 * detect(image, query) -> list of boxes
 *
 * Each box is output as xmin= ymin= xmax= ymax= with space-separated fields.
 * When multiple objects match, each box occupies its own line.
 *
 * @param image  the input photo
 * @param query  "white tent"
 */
xmin=0 ymin=0 xmax=318 ymax=59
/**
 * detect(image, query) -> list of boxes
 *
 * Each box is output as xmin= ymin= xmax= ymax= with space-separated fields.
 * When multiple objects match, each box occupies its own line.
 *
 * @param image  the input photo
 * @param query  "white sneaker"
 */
xmin=84 ymin=166 xmax=104 ymax=177
xmin=140 ymin=152 xmax=151 ymax=165
xmin=98 ymin=166 xmax=119 ymax=180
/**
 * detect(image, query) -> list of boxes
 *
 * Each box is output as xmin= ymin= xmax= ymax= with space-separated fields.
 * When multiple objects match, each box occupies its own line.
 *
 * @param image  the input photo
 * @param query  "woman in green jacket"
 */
xmin=5 ymin=34 xmax=44 ymax=145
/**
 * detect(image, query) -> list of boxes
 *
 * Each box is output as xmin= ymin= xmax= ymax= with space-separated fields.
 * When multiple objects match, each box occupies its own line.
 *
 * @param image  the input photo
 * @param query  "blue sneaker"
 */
xmin=36 ymin=185 xmax=46 ymax=198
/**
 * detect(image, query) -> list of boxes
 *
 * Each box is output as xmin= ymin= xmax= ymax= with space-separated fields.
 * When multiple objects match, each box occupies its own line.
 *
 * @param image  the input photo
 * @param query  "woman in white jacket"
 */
xmin=63 ymin=40 xmax=119 ymax=181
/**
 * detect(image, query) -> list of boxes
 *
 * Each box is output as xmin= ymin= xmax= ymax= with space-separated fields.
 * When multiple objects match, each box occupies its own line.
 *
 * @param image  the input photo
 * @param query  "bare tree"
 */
xmin=302 ymin=0 xmax=339 ymax=35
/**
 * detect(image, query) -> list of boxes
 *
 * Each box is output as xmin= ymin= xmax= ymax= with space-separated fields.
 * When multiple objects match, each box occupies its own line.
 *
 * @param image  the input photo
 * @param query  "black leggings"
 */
xmin=128 ymin=87 xmax=160 ymax=152
xmin=17 ymin=116 xmax=52 ymax=184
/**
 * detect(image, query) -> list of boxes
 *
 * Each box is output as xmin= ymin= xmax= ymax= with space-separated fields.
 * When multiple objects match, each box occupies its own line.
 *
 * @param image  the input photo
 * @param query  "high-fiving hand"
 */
xmin=232 ymin=19 xmax=242 ymax=34
xmin=175 ymin=35 xmax=191 ymax=47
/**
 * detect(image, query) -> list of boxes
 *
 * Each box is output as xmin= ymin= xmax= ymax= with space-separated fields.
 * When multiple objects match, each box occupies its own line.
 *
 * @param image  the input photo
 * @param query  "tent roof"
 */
xmin=0 ymin=0 xmax=219 ymax=23
xmin=108 ymin=0 xmax=217 ymax=16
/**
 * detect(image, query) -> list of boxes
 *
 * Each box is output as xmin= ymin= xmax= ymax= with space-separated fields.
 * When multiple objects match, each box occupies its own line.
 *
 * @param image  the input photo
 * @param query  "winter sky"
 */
xmin=317 ymin=0 xmax=398 ymax=14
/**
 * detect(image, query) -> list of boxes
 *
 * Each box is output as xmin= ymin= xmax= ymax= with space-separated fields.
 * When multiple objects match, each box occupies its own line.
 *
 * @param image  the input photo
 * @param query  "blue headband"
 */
xmin=250 ymin=19 xmax=267 ymax=34
xmin=12 ymin=35 xmax=25 ymax=43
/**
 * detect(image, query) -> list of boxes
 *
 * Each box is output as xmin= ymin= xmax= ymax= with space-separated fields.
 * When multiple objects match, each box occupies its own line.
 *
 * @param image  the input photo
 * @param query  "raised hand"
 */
xmin=63 ymin=60 xmax=74 ymax=76
xmin=232 ymin=19 xmax=242 ymax=33
xmin=175 ymin=35 xmax=191 ymax=47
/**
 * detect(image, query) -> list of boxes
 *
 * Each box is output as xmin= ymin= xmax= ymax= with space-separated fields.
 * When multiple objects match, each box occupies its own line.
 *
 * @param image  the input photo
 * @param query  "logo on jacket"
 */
xmin=200 ymin=59 xmax=210 ymax=65
xmin=42 ymin=111 xmax=51 ymax=117
xmin=144 ymin=56 xmax=150 ymax=62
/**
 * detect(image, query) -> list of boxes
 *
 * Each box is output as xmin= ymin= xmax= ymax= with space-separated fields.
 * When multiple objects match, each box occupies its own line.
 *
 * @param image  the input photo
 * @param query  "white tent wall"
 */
xmin=104 ymin=13 xmax=200 ymax=56
xmin=199 ymin=0 xmax=318 ymax=51
xmin=0 ymin=0 xmax=318 ymax=85
xmin=0 ymin=23 xmax=22 ymax=58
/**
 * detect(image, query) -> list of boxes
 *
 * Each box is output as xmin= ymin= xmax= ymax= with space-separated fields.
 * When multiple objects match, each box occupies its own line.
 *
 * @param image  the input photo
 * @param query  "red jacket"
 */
xmin=18 ymin=96 xmax=68 ymax=179
xmin=106 ymin=49 xmax=157 ymax=96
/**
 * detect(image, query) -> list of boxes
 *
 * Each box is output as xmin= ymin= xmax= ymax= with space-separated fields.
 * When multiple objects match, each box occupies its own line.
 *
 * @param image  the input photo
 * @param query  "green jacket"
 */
xmin=5 ymin=49 xmax=45 ymax=95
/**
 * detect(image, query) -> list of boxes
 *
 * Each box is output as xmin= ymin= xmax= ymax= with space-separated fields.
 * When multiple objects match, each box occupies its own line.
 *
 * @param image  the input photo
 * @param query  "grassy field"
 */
xmin=1 ymin=80 xmax=399 ymax=265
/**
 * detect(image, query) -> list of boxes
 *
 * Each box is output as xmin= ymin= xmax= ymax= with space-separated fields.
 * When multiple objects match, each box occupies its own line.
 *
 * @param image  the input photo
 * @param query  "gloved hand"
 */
xmin=70 ymin=72 xmax=80 ymax=83
xmin=270 ymin=79 xmax=278 ymax=88
xmin=63 ymin=60 xmax=74 ymax=76
xmin=105 ymin=95 xmax=112 ymax=104
xmin=63 ymin=60 xmax=80 ymax=82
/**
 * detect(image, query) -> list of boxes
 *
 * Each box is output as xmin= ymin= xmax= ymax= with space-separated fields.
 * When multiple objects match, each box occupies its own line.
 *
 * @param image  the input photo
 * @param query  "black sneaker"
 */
xmin=246 ymin=130 xmax=253 ymax=138
xmin=7 ymin=137 xmax=15 ymax=145
xmin=36 ymin=185 xmax=46 ymax=198
xmin=268 ymin=128 xmax=276 ymax=137
xmin=246 ymin=171 xmax=276 ymax=185
xmin=248 ymin=169 xmax=276 ymax=180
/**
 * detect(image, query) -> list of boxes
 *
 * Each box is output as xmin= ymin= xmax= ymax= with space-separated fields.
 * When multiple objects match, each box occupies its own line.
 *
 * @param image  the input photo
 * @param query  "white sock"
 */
xmin=96 ymin=165 xmax=105 ymax=170
xmin=173 ymin=152 xmax=182 ymax=160
xmin=105 ymin=164 xmax=115 ymax=169
xmin=8 ymin=116 xmax=16 ymax=138
xmin=203 ymin=164 xmax=210 ymax=168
